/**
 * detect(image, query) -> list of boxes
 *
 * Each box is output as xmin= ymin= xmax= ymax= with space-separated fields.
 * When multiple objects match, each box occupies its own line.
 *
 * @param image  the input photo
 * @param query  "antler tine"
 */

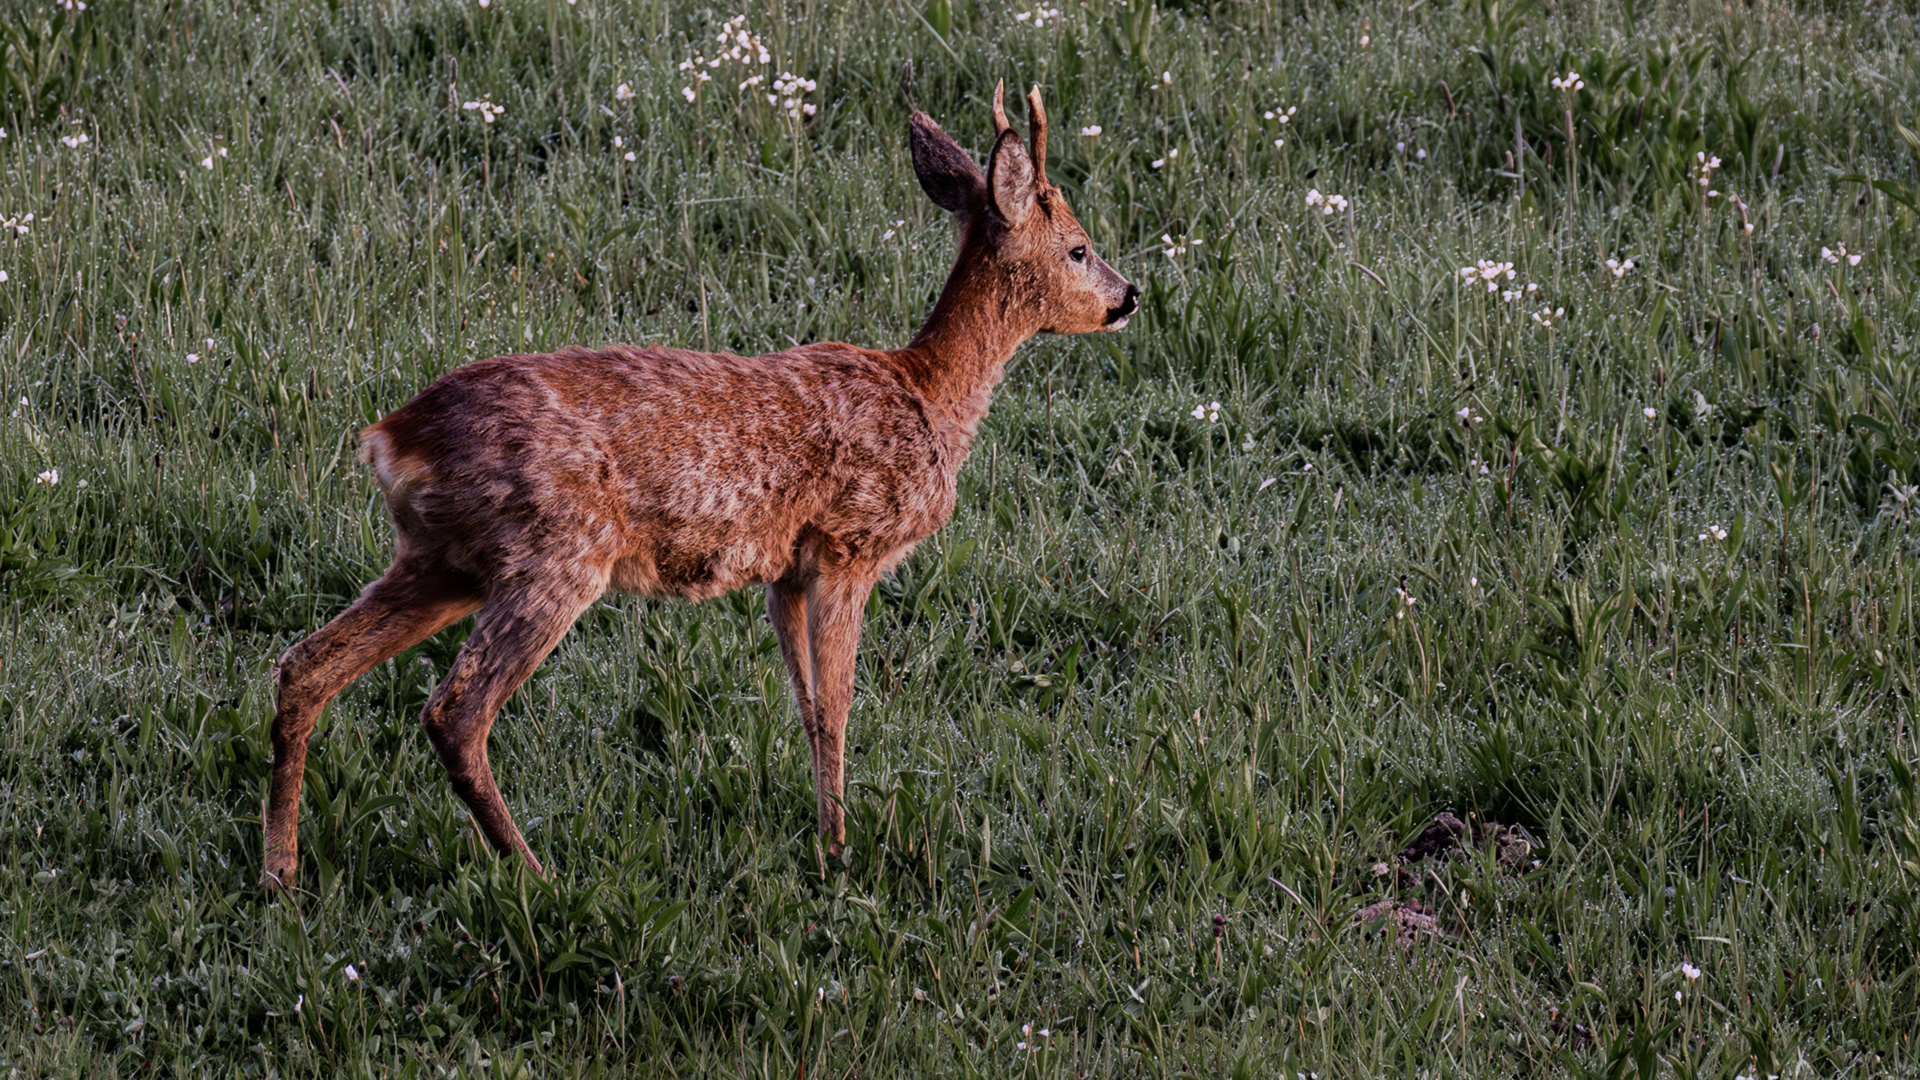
xmin=1025 ymin=84 xmax=1048 ymax=188
xmin=990 ymin=79 xmax=1012 ymax=135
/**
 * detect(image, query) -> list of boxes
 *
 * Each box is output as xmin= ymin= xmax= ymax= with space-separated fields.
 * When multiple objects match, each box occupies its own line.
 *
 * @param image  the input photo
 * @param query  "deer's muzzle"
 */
xmin=1105 ymin=283 xmax=1140 ymax=329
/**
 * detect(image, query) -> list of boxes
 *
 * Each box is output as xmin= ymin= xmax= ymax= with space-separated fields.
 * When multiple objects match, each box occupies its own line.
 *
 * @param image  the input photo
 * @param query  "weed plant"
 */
xmin=2 ymin=0 xmax=1919 ymax=1075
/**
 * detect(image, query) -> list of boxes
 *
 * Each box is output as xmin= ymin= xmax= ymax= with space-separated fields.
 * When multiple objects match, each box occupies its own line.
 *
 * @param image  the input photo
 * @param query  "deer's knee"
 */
xmin=271 ymin=641 xmax=332 ymax=735
xmin=419 ymin=699 xmax=458 ymax=751
xmin=274 ymin=640 xmax=317 ymax=696
xmin=811 ymin=688 xmax=852 ymax=730
xmin=420 ymin=697 xmax=485 ymax=774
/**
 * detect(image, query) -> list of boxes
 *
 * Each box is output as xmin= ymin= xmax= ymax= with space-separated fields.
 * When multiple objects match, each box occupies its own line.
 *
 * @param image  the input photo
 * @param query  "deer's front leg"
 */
xmin=765 ymin=579 xmax=815 ymax=727
xmin=804 ymin=574 xmax=876 ymax=852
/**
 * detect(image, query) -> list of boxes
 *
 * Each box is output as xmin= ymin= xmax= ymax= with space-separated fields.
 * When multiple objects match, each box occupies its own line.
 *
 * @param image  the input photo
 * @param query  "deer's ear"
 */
xmin=910 ymin=112 xmax=984 ymax=217
xmin=986 ymin=128 xmax=1037 ymax=226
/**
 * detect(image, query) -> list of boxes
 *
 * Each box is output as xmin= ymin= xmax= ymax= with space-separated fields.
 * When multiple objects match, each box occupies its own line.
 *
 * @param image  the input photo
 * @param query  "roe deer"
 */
xmin=260 ymin=82 xmax=1137 ymax=891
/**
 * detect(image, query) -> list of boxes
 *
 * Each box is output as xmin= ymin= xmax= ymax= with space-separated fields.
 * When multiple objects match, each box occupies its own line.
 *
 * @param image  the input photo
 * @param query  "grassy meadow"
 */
xmin=4 ymin=0 xmax=1920 ymax=1074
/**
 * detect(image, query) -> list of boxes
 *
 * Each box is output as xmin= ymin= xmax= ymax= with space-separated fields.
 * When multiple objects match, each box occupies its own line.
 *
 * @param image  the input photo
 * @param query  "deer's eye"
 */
xmin=1070 ymin=245 xmax=1088 ymax=263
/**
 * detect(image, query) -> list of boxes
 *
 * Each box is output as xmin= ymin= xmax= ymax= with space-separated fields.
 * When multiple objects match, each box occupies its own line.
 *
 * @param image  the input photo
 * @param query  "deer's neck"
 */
xmin=891 ymin=244 xmax=1033 ymax=441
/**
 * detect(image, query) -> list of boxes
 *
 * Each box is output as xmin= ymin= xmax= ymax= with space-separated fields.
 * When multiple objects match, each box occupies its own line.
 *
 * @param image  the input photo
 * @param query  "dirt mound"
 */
xmin=1398 ymin=812 xmax=1537 ymax=871
xmin=1343 ymin=813 xmax=1542 ymax=947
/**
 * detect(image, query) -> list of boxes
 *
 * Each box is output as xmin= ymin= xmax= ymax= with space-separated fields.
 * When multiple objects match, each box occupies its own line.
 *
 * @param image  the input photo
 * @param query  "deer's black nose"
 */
xmin=1107 ymin=284 xmax=1139 ymax=324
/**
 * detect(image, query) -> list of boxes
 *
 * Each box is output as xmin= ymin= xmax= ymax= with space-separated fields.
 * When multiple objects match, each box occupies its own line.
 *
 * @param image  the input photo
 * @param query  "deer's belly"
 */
xmin=602 ymin=454 xmax=956 ymax=598
xmin=607 ymin=545 xmax=766 ymax=600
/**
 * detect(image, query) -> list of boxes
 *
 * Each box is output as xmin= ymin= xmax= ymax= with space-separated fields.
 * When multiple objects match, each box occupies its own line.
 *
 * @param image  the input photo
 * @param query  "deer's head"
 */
xmin=909 ymin=82 xmax=1138 ymax=335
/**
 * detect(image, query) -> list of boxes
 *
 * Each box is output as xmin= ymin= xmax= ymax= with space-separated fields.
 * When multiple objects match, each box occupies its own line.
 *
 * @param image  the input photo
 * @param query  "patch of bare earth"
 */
xmin=1346 ymin=812 xmax=1540 ymax=949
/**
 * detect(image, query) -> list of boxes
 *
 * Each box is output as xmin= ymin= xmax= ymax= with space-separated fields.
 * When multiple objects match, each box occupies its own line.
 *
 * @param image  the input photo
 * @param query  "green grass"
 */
xmin=3 ymin=0 xmax=1919 ymax=1074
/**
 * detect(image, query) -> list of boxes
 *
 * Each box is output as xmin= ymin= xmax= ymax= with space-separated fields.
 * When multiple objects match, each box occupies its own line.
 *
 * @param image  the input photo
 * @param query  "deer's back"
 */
xmin=361 ymin=345 xmax=962 ymax=599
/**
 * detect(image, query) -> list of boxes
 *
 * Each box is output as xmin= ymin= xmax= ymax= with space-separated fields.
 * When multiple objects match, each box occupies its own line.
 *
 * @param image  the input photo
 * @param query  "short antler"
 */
xmin=991 ymin=79 xmax=1012 ymax=135
xmin=1025 ymin=84 xmax=1048 ymax=188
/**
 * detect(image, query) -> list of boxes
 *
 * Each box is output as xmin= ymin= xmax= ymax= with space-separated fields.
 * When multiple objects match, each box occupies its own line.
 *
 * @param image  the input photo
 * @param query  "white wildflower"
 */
xmin=1692 ymin=151 xmax=1722 ymax=190
xmin=1305 ymin=189 xmax=1348 ymax=214
xmin=1014 ymin=5 xmax=1064 ymax=27
xmin=1643 ymin=407 xmax=1658 ymax=420
xmin=61 ymin=133 xmax=90 ymax=148
xmin=1460 ymin=259 xmax=1514 ymax=289
xmin=1549 ymin=71 xmax=1585 ymax=92
xmin=461 ymin=96 xmax=505 ymax=123
xmin=1681 ymin=962 xmax=1701 ymax=980
xmin=771 ymin=72 xmax=819 ymax=120
xmin=1080 ymin=125 xmax=1102 ymax=137
xmin=1394 ymin=586 xmax=1417 ymax=619
xmin=616 ymin=83 xmax=636 ymax=101
xmin=36 ymin=469 xmax=59 ymax=485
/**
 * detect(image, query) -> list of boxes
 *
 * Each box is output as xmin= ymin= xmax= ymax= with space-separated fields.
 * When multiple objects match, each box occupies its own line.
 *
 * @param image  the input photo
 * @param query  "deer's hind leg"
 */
xmin=803 ymin=572 xmax=878 ymax=853
xmin=419 ymin=568 xmax=605 ymax=875
xmin=264 ymin=561 xmax=482 ymax=892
